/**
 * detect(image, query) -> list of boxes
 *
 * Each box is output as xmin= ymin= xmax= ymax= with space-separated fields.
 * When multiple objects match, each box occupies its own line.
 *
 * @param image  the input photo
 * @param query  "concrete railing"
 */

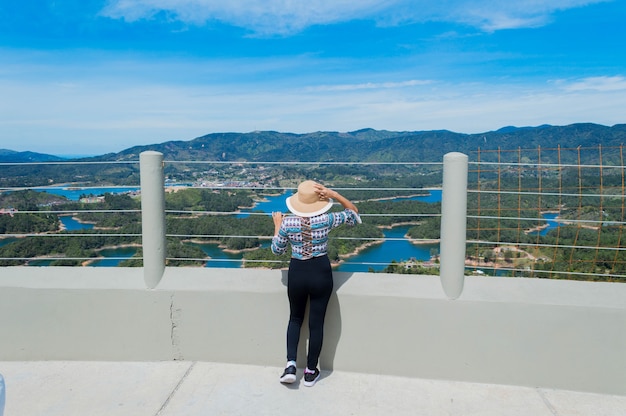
xmin=1 ymin=266 xmax=625 ymax=395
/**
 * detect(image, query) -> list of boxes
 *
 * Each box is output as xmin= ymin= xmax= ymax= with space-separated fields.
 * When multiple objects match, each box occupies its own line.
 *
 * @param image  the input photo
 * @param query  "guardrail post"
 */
xmin=140 ymin=151 xmax=166 ymax=289
xmin=439 ymin=152 xmax=468 ymax=299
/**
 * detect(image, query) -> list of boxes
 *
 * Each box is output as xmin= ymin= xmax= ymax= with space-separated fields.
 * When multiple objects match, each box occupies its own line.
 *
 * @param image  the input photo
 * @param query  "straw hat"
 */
xmin=286 ymin=180 xmax=333 ymax=217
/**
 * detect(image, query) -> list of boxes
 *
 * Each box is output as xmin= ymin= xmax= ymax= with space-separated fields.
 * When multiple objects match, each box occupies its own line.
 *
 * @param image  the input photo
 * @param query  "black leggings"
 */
xmin=286 ymin=255 xmax=334 ymax=370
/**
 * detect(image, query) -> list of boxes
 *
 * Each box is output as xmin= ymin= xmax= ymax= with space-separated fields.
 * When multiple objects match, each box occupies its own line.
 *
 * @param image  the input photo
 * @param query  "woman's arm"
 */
xmin=272 ymin=211 xmax=284 ymax=236
xmin=314 ymin=184 xmax=358 ymax=213
xmin=270 ymin=211 xmax=288 ymax=255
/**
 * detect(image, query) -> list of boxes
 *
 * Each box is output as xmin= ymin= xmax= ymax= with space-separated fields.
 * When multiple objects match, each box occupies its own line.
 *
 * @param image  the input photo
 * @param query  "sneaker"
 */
xmin=279 ymin=365 xmax=297 ymax=384
xmin=303 ymin=368 xmax=320 ymax=387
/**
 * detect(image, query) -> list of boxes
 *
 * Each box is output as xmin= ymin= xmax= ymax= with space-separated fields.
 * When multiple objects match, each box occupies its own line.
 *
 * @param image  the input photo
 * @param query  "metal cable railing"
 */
xmin=2 ymin=151 xmax=625 ymax=282
xmin=0 ymin=159 xmax=443 ymax=270
xmin=0 ymin=159 xmax=143 ymax=265
xmin=162 ymin=181 xmax=442 ymax=269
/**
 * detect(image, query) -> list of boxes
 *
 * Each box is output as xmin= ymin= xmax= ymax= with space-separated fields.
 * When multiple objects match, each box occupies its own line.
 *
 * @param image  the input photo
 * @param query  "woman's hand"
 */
xmin=314 ymin=183 xmax=358 ymax=213
xmin=272 ymin=211 xmax=284 ymax=232
xmin=313 ymin=184 xmax=335 ymax=200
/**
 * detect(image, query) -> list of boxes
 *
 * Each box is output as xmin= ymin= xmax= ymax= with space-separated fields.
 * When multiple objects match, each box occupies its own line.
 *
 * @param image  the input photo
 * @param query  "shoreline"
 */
xmin=378 ymin=221 xmax=420 ymax=229
xmin=55 ymin=214 xmax=443 ymax=268
xmin=58 ymin=214 xmax=98 ymax=231
xmin=377 ymin=222 xmax=440 ymax=245
xmin=81 ymin=243 xmax=141 ymax=266
xmin=333 ymin=221 xmax=441 ymax=265
xmin=186 ymin=238 xmax=260 ymax=254
xmin=335 ymin=240 xmax=384 ymax=265
xmin=361 ymin=192 xmax=438 ymax=203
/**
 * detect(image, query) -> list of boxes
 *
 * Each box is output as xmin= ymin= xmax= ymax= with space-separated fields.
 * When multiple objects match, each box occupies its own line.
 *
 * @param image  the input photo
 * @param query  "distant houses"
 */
xmin=79 ymin=196 xmax=105 ymax=204
xmin=0 ymin=208 xmax=17 ymax=217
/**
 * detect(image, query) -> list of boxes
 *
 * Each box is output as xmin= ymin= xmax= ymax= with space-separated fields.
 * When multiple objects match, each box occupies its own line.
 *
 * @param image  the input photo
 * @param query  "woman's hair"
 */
xmin=300 ymin=216 xmax=312 ymax=258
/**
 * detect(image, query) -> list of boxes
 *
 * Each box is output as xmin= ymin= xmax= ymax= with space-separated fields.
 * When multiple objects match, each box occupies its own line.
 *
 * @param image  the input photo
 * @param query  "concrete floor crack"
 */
xmin=154 ymin=361 xmax=196 ymax=416
xmin=536 ymin=388 xmax=559 ymax=416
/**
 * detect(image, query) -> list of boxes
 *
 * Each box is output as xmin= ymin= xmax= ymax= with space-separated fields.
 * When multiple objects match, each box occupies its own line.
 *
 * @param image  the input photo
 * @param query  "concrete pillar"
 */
xmin=140 ymin=151 xmax=166 ymax=289
xmin=439 ymin=152 xmax=468 ymax=300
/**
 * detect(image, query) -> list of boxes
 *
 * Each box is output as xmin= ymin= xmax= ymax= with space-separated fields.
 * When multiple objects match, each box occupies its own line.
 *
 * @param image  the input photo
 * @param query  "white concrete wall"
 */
xmin=1 ymin=267 xmax=625 ymax=395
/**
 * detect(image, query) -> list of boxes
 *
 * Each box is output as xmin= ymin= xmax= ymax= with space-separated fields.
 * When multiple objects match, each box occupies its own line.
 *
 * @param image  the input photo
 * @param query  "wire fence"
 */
xmin=0 ymin=159 xmax=442 ymax=270
xmin=160 ymin=159 xmax=443 ymax=270
xmin=466 ymin=145 xmax=626 ymax=282
xmin=1 ymin=149 xmax=625 ymax=282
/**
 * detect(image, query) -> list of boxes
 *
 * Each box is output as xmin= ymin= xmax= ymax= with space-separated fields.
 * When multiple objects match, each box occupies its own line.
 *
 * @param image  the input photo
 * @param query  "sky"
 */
xmin=1 ymin=0 xmax=625 ymax=156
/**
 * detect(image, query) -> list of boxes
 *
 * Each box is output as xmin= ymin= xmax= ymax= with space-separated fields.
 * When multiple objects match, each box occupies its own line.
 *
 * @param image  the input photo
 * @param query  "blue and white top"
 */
xmin=271 ymin=209 xmax=361 ymax=260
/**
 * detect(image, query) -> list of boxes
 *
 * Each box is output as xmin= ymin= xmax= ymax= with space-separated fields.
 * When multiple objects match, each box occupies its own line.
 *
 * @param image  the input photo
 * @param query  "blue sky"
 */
xmin=1 ymin=0 xmax=625 ymax=155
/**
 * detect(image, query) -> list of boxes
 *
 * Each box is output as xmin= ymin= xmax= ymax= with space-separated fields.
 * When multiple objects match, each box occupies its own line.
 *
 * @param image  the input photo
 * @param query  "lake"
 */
xmin=23 ymin=246 xmax=138 ymax=267
xmin=44 ymin=189 xmax=445 ymax=270
xmin=60 ymin=215 xmax=94 ymax=231
xmin=337 ymin=225 xmax=438 ymax=272
xmin=194 ymin=190 xmax=442 ymax=271
xmin=36 ymin=186 xmax=140 ymax=201
xmin=89 ymin=247 xmax=137 ymax=267
xmin=237 ymin=189 xmax=443 ymax=217
xmin=11 ymin=188 xmax=564 ymax=270
xmin=0 ymin=237 xmax=17 ymax=248
xmin=528 ymin=212 xmax=560 ymax=236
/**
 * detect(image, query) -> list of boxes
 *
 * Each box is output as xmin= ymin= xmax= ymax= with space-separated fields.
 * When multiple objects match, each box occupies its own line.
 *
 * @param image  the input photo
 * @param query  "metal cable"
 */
xmin=466 ymin=239 xmax=626 ymax=251
xmin=467 ymin=215 xmax=626 ymax=226
xmin=165 ymin=160 xmax=443 ymax=166
xmin=0 ymin=161 xmax=139 ymax=166
xmin=2 ymin=233 xmax=142 ymax=238
xmin=1 ymin=257 xmax=142 ymax=261
xmin=469 ymin=161 xmax=626 ymax=169
xmin=464 ymin=264 xmax=626 ymax=280
xmin=2 ymin=157 xmax=625 ymax=278
xmin=468 ymin=189 xmax=625 ymax=198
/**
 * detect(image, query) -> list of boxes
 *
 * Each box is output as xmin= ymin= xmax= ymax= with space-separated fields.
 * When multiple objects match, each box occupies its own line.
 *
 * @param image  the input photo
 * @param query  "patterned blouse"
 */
xmin=271 ymin=209 xmax=361 ymax=260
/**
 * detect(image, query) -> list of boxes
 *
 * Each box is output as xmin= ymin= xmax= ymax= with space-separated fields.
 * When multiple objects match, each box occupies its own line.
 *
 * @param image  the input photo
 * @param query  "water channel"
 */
xmin=49 ymin=188 xmax=444 ymax=270
xmin=7 ymin=186 xmax=561 ymax=270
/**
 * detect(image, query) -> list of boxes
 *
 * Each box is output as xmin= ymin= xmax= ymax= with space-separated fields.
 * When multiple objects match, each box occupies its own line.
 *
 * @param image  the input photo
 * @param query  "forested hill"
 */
xmin=3 ymin=123 xmax=626 ymax=164
xmin=100 ymin=123 xmax=626 ymax=163
xmin=2 ymin=123 xmax=625 ymax=187
xmin=0 ymin=149 xmax=65 ymax=163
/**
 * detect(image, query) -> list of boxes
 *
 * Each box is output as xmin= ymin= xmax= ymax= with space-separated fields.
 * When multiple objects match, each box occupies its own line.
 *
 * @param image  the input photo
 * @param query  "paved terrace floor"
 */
xmin=1 ymin=361 xmax=625 ymax=416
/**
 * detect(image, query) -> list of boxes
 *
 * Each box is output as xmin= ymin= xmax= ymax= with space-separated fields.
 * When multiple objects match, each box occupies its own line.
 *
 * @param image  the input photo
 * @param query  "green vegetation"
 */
xmin=1 ymin=123 xmax=626 ymax=281
xmin=3 ymin=123 xmax=624 ymax=188
xmin=382 ymin=260 xmax=439 ymax=275
xmin=0 ymin=187 xmax=432 ymax=268
xmin=2 ymin=169 xmax=625 ymax=282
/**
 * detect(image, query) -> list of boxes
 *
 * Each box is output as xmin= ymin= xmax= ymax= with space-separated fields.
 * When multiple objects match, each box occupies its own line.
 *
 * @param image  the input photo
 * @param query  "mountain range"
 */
xmin=0 ymin=149 xmax=65 ymax=163
xmin=2 ymin=123 xmax=626 ymax=164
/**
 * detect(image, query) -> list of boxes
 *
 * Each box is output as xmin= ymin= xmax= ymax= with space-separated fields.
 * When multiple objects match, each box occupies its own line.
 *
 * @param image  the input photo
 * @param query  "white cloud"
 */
xmin=442 ymin=0 xmax=608 ymax=31
xmin=100 ymin=0 xmax=609 ymax=35
xmin=3 ymin=70 xmax=626 ymax=154
xmin=306 ymin=80 xmax=434 ymax=92
xmin=559 ymin=76 xmax=626 ymax=92
xmin=100 ymin=0 xmax=386 ymax=35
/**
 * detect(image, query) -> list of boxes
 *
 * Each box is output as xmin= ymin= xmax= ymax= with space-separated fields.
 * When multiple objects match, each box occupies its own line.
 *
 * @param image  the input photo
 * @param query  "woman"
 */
xmin=272 ymin=180 xmax=361 ymax=386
